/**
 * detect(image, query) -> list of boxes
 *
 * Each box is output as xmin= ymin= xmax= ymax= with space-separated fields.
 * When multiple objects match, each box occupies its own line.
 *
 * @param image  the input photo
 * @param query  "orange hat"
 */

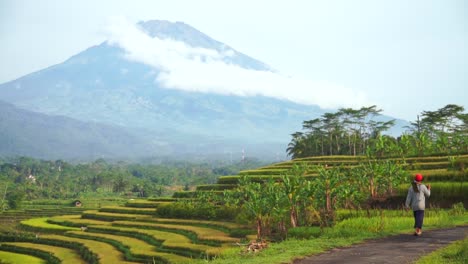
xmin=414 ymin=174 xmax=423 ymax=182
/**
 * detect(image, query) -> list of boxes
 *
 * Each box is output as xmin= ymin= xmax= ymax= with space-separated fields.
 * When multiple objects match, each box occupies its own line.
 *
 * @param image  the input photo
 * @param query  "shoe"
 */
xmin=414 ymin=228 xmax=422 ymax=236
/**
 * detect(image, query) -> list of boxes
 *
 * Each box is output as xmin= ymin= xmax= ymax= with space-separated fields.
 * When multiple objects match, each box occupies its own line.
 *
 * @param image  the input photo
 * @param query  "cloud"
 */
xmin=105 ymin=17 xmax=371 ymax=109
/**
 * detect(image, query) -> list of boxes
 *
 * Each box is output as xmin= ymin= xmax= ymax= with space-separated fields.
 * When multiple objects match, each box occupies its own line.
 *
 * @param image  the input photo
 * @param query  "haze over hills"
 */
xmin=0 ymin=20 xmax=407 ymax=161
xmin=0 ymin=99 xmax=161 ymax=160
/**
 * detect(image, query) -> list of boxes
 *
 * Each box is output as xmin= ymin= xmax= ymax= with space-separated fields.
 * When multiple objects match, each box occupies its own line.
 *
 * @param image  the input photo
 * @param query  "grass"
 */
xmin=2 ymin=242 xmax=86 ymax=264
xmin=0 ymin=250 xmax=46 ymax=264
xmin=190 ymin=211 xmax=468 ymax=264
xmin=416 ymin=237 xmax=468 ymax=264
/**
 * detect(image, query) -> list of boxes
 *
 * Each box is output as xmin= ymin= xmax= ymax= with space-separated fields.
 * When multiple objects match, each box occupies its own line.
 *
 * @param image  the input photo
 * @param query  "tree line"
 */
xmin=0 ymin=157 xmax=265 ymax=210
xmin=287 ymin=104 xmax=468 ymax=159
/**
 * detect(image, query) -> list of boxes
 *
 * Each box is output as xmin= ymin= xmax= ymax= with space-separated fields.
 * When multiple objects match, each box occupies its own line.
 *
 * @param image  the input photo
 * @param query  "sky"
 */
xmin=0 ymin=0 xmax=467 ymax=121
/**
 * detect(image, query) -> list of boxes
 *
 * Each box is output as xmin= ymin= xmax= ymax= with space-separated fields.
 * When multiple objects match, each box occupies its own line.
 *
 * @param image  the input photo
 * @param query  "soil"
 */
xmin=293 ymin=225 xmax=468 ymax=264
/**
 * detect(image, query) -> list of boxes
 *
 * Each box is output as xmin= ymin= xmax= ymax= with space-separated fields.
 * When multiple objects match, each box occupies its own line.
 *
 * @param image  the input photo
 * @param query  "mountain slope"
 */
xmin=0 ymin=100 xmax=167 ymax=160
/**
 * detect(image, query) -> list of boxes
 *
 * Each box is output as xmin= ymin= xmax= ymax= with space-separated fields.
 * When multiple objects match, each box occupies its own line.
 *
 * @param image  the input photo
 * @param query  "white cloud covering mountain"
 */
xmin=105 ymin=17 xmax=371 ymax=110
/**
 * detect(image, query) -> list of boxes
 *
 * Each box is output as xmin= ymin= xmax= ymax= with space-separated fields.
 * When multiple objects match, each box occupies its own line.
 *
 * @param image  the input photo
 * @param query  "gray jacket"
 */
xmin=405 ymin=182 xmax=430 ymax=211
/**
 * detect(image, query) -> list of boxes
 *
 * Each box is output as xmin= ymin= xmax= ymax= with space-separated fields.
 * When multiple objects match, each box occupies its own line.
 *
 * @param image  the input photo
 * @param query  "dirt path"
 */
xmin=293 ymin=226 xmax=468 ymax=264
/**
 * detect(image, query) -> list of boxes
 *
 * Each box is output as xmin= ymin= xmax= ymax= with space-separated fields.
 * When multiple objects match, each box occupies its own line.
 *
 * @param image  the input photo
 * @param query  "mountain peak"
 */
xmin=136 ymin=19 xmax=271 ymax=71
xmin=137 ymin=20 xmax=222 ymax=50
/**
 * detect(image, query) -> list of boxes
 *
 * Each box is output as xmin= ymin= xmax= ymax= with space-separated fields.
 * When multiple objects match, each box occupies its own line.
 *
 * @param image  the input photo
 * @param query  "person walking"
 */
xmin=405 ymin=173 xmax=431 ymax=236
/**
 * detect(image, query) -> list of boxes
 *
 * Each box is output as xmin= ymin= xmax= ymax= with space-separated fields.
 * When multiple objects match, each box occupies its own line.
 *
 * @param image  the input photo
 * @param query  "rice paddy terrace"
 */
xmin=0 ymin=154 xmax=466 ymax=263
xmin=0 ymin=198 xmax=250 ymax=263
xmin=189 ymin=154 xmax=468 ymax=207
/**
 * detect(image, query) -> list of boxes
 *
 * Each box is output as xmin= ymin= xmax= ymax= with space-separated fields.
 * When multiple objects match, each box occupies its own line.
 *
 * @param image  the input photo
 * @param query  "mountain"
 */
xmin=0 ymin=99 xmax=166 ymax=160
xmin=0 ymin=20 xmax=406 ymax=160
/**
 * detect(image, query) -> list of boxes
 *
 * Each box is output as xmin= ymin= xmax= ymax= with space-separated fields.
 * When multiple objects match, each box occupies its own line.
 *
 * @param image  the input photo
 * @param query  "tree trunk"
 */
xmin=256 ymin=218 xmax=262 ymax=239
xmin=290 ymin=206 xmax=298 ymax=228
xmin=370 ymin=177 xmax=375 ymax=198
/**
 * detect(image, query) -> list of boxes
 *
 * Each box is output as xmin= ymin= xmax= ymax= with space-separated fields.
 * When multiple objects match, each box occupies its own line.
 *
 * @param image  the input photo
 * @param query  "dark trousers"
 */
xmin=413 ymin=210 xmax=425 ymax=229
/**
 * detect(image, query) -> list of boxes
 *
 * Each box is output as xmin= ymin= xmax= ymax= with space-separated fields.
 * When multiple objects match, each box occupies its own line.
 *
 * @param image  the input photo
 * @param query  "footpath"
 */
xmin=293 ymin=225 xmax=467 ymax=264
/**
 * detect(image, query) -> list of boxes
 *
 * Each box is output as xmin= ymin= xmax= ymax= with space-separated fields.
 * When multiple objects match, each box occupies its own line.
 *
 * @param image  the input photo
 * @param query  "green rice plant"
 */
xmin=20 ymin=217 xmax=80 ymax=233
xmin=114 ymin=220 xmax=240 ymax=243
xmin=397 ymin=182 xmax=467 ymax=199
xmin=404 ymin=161 xmax=450 ymax=170
xmin=406 ymin=169 xmax=466 ymax=182
xmin=0 ymin=250 xmax=46 ymax=264
xmin=196 ymin=184 xmax=237 ymax=191
xmin=2 ymin=242 xmax=86 ymax=264
xmin=98 ymin=206 xmax=156 ymax=215
xmin=48 ymin=214 xmax=112 ymax=227
xmin=0 ymin=244 xmax=60 ymax=264
xmin=172 ymin=191 xmax=197 ymax=198
xmin=81 ymin=210 xmax=152 ymax=221
xmin=416 ymin=237 xmax=468 ymax=264
xmin=294 ymin=155 xmax=364 ymax=161
xmin=87 ymin=225 xmax=222 ymax=258
xmin=137 ymin=217 xmax=247 ymax=231
xmin=217 ymin=176 xmax=241 ymax=184
xmin=40 ymin=234 xmax=137 ymax=264
xmin=239 ymin=169 xmax=287 ymax=175
xmin=66 ymin=230 xmax=191 ymax=264
xmin=0 ymin=233 xmax=98 ymax=263
xmin=261 ymin=165 xmax=294 ymax=170
xmin=125 ymin=200 xmax=172 ymax=208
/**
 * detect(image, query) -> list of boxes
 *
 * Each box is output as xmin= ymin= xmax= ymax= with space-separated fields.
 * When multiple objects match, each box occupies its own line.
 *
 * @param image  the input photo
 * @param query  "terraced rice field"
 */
xmin=0 ymin=200 xmax=247 ymax=263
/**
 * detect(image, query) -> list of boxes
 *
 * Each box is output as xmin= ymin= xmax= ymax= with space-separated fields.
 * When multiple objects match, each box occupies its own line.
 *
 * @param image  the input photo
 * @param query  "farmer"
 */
xmin=405 ymin=173 xmax=431 ymax=236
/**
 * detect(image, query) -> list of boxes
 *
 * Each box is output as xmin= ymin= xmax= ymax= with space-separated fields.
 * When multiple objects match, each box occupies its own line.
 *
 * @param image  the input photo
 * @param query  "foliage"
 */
xmin=288 ymin=104 xmax=468 ymax=159
xmin=0 ymin=157 xmax=266 ymax=206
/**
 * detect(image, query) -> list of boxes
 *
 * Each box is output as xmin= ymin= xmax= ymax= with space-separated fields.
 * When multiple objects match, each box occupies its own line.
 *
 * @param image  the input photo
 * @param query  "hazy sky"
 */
xmin=1 ymin=0 xmax=466 ymax=121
